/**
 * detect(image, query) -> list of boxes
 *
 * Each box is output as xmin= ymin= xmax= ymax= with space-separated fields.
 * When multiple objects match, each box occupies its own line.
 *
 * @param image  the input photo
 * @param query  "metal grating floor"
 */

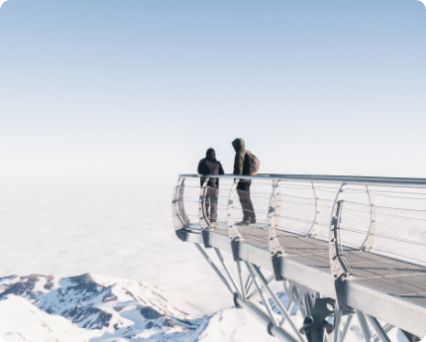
xmin=236 ymin=226 xmax=426 ymax=309
xmin=186 ymin=222 xmax=426 ymax=309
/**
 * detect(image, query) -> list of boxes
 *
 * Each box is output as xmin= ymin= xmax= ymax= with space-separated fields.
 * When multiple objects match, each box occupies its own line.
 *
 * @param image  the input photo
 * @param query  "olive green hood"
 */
xmin=232 ymin=138 xmax=246 ymax=152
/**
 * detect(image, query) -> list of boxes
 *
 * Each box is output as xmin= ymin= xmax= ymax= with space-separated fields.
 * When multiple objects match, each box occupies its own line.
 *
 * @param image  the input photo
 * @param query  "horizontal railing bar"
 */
xmin=371 ymin=191 xmax=426 ymax=197
xmin=338 ymin=225 xmax=426 ymax=248
xmin=179 ymin=174 xmax=426 ymax=187
xmin=343 ymin=207 xmax=426 ymax=222
xmin=279 ymin=198 xmax=334 ymax=206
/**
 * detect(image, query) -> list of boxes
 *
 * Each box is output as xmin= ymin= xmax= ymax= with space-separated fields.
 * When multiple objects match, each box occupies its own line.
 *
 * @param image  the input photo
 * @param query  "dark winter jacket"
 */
xmin=197 ymin=148 xmax=225 ymax=188
xmin=232 ymin=139 xmax=250 ymax=180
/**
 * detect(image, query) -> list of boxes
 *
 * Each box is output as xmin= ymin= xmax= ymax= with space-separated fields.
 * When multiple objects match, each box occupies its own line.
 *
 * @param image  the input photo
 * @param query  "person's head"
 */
xmin=206 ymin=148 xmax=216 ymax=160
xmin=232 ymin=138 xmax=245 ymax=152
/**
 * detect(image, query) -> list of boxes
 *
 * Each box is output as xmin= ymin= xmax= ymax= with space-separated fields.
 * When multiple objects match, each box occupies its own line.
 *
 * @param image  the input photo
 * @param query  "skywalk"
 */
xmin=172 ymin=174 xmax=426 ymax=342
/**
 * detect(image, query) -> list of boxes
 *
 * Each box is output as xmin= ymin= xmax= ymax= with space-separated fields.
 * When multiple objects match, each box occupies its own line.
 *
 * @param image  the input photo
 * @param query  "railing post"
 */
xmin=268 ymin=180 xmax=285 ymax=280
xmin=307 ymin=182 xmax=320 ymax=238
xmin=329 ymin=183 xmax=351 ymax=311
xmin=172 ymin=177 xmax=187 ymax=230
xmin=199 ymin=177 xmax=212 ymax=248
xmin=228 ymin=178 xmax=243 ymax=261
xmin=361 ymin=185 xmax=377 ymax=251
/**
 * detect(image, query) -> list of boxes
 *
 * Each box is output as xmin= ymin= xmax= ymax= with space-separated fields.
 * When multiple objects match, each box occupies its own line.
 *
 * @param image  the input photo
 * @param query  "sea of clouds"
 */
xmin=0 ymin=176 xmax=414 ymax=341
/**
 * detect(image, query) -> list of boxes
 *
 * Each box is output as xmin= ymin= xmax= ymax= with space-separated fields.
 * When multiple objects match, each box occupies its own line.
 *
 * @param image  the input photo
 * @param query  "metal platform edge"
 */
xmin=346 ymin=280 xmax=426 ymax=338
xmin=176 ymin=228 xmax=426 ymax=338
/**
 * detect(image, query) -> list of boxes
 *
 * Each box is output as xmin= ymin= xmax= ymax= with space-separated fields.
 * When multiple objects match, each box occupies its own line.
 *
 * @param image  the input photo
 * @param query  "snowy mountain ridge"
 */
xmin=0 ymin=272 xmax=411 ymax=342
xmin=0 ymin=273 xmax=280 ymax=342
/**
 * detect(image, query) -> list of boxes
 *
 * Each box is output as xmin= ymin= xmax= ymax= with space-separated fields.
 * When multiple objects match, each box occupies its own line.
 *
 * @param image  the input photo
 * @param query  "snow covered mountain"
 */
xmin=0 ymin=272 xmax=410 ymax=342
xmin=0 ymin=273 xmax=279 ymax=341
xmin=0 ymin=295 xmax=100 ymax=342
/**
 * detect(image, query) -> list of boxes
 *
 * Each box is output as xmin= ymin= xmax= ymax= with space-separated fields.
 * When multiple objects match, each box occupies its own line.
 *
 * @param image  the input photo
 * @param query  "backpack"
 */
xmin=246 ymin=150 xmax=260 ymax=175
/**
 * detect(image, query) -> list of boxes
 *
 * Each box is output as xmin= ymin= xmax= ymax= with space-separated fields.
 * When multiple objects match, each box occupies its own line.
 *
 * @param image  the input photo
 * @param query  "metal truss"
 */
xmin=173 ymin=173 xmax=426 ymax=342
xmin=195 ymin=242 xmax=410 ymax=342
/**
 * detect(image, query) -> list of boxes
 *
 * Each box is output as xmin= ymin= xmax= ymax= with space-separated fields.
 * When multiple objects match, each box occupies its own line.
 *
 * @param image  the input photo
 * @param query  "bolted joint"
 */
xmin=299 ymin=316 xmax=334 ymax=342
xmin=267 ymin=322 xmax=275 ymax=336
xmin=272 ymin=253 xmax=284 ymax=281
xmin=233 ymin=293 xmax=243 ymax=309
xmin=231 ymin=238 xmax=242 ymax=261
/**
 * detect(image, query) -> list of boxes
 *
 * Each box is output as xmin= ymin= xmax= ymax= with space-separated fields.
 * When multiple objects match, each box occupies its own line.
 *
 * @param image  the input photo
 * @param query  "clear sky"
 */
xmin=0 ymin=0 xmax=425 ymax=177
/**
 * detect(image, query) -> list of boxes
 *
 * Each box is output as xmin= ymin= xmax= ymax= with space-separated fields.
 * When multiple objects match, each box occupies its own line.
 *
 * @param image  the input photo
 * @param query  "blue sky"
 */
xmin=0 ymin=0 xmax=425 ymax=177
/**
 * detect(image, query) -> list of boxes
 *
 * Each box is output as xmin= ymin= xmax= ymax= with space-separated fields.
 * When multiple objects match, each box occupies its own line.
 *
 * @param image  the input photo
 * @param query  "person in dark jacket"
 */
xmin=232 ymin=138 xmax=256 ymax=225
xmin=197 ymin=148 xmax=225 ymax=227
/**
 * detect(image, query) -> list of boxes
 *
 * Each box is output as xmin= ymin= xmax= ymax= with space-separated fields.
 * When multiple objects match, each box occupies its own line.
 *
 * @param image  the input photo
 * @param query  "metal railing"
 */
xmin=173 ymin=173 xmax=426 ymax=258
xmin=172 ymin=173 xmax=426 ymax=341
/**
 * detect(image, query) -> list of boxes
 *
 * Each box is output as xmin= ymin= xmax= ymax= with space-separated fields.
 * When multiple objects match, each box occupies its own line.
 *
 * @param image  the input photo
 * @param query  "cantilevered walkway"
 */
xmin=172 ymin=174 xmax=426 ymax=342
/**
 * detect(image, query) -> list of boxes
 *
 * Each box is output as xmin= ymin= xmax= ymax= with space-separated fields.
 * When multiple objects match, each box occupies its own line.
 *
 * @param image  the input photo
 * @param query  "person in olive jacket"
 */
xmin=232 ymin=138 xmax=256 ymax=225
xmin=198 ymin=148 xmax=225 ymax=227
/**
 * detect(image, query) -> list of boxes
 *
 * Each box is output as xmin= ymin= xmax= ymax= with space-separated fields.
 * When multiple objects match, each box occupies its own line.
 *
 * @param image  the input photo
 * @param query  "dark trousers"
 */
xmin=237 ymin=181 xmax=256 ymax=222
xmin=205 ymin=187 xmax=219 ymax=222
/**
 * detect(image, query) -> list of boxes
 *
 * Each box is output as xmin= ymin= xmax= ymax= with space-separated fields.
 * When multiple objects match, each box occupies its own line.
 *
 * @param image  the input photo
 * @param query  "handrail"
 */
xmin=178 ymin=173 xmax=426 ymax=187
xmin=172 ymin=173 xmax=426 ymax=339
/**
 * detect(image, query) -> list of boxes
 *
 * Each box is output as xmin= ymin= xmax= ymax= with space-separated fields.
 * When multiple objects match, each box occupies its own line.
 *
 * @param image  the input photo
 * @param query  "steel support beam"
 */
xmin=213 ymin=247 xmax=242 ymax=298
xmin=237 ymin=260 xmax=247 ymax=300
xmin=338 ymin=315 xmax=353 ymax=342
xmin=194 ymin=243 xmax=233 ymax=294
xmin=245 ymin=261 xmax=278 ymax=327
xmin=196 ymin=243 xmax=300 ymax=342
xmin=356 ymin=310 xmax=372 ymax=342
xmin=252 ymin=264 xmax=306 ymax=342
xmin=247 ymin=273 xmax=275 ymax=299
xmin=366 ymin=315 xmax=391 ymax=342
xmin=235 ymin=296 xmax=299 ymax=342
xmin=372 ymin=324 xmax=394 ymax=342
xmin=333 ymin=310 xmax=342 ymax=342
xmin=245 ymin=273 xmax=253 ymax=293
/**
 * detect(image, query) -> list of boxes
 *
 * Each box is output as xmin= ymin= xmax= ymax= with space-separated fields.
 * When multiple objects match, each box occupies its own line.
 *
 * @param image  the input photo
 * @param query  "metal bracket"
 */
xmin=271 ymin=253 xmax=284 ymax=281
xmin=231 ymin=239 xmax=241 ymax=261
xmin=233 ymin=292 xmax=243 ymax=309
xmin=297 ymin=290 xmax=335 ymax=342
xmin=401 ymin=330 xmax=421 ymax=342
xmin=284 ymin=280 xmax=333 ymax=318
xmin=284 ymin=278 xmax=354 ymax=342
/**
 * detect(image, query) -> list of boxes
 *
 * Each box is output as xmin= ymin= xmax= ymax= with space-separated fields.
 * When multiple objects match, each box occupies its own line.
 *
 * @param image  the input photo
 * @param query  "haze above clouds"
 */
xmin=0 ymin=0 xmax=426 ymax=178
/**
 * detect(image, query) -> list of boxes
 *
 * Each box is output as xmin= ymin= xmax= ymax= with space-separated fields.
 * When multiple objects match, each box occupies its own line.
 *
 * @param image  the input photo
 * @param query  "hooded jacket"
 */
xmin=197 ymin=148 xmax=225 ymax=187
xmin=232 ymin=138 xmax=250 ymax=176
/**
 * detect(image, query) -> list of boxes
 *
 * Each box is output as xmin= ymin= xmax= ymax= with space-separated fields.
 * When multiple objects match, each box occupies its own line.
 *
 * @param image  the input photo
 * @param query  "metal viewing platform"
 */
xmin=172 ymin=174 xmax=426 ymax=342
